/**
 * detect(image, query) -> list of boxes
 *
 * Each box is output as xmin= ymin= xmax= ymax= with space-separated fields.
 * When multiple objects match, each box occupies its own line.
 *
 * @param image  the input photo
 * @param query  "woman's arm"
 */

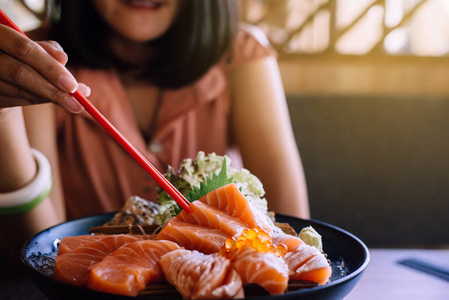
xmin=228 ymin=56 xmax=310 ymax=219
xmin=24 ymin=103 xmax=66 ymax=218
xmin=0 ymin=106 xmax=61 ymax=261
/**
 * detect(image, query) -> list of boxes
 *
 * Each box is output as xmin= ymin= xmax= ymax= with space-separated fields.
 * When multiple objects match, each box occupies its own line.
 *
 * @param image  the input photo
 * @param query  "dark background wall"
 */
xmin=287 ymin=95 xmax=449 ymax=247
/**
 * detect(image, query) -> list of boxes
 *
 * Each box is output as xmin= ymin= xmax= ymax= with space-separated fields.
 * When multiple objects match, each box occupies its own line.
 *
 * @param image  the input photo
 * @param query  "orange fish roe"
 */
xmin=219 ymin=227 xmax=288 ymax=258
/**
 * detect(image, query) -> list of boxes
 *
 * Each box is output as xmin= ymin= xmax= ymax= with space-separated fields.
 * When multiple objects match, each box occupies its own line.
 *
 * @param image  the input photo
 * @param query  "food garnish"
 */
xmin=157 ymin=152 xmax=268 ymax=220
xmin=186 ymin=156 xmax=233 ymax=202
xmin=299 ymin=226 xmax=324 ymax=253
xmin=108 ymin=152 xmax=270 ymax=227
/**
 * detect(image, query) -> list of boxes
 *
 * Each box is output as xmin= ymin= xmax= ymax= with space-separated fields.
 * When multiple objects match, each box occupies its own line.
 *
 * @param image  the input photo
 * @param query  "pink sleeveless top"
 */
xmin=56 ymin=25 xmax=276 ymax=219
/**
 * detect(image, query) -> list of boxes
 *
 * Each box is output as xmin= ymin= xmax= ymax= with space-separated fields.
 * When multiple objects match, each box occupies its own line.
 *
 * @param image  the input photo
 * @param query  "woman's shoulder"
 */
xmin=221 ymin=23 xmax=277 ymax=69
xmin=237 ymin=23 xmax=273 ymax=49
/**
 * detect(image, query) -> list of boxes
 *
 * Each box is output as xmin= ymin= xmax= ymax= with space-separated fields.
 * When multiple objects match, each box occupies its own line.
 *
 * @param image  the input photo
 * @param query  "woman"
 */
xmin=0 ymin=0 xmax=309 ymax=259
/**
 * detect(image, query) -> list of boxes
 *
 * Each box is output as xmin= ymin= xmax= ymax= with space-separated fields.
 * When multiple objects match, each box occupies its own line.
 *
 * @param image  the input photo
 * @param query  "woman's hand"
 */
xmin=0 ymin=24 xmax=88 ymax=113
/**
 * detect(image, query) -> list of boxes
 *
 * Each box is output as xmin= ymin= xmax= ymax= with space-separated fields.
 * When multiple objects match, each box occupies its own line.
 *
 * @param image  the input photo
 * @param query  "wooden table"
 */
xmin=2 ymin=248 xmax=449 ymax=299
xmin=346 ymin=248 xmax=449 ymax=300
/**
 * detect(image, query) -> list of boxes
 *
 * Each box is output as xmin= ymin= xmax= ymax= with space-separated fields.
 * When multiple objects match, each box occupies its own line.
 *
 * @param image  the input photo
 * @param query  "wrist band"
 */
xmin=0 ymin=149 xmax=53 ymax=215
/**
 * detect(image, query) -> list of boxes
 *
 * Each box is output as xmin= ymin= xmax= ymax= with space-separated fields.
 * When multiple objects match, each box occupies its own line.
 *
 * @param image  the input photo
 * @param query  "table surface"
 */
xmin=346 ymin=248 xmax=449 ymax=300
xmin=2 ymin=248 xmax=449 ymax=299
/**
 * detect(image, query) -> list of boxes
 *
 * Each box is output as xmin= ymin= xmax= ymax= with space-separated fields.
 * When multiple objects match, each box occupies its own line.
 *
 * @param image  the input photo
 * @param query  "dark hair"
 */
xmin=50 ymin=0 xmax=239 ymax=89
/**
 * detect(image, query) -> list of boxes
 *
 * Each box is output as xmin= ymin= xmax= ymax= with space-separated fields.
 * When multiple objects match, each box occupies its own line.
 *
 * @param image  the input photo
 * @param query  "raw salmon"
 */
xmin=199 ymin=183 xmax=272 ymax=233
xmin=87 ymin=240 xmax=181 ymax=296
xmin=283 ymin=244 xmax=331 ymax=285
xmin=156 ymin=218 xmax=229 ymax=254
xmin=177 ymin=201 xmax=249 ymax=236
xmin=227 ymin=247 xmax=289 ymax=295
xmin=53 ymin=235 xmax=141 ymax=286
xmin=57 ymin=235 xmax=105 ymax=255
xmin=271 ymin=233 xmax=304 ymax=252
xmin=57 ymin=235 xmax=155 ymax=255
xmin=159 ymin=249 xmax=244 ymax=299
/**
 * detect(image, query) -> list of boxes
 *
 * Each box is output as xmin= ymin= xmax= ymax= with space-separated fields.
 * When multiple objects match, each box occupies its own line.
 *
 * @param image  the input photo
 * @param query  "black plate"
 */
xmin=21 ymin=213 xmax=369 ymax=300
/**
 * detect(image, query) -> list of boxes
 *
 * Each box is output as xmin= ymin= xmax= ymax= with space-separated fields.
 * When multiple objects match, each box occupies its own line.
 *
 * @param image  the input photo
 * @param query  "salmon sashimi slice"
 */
xmin=57 ymin=235 xmax=155 ymax=255
xmin=199 ymin=183 xmax=273 ymax=233
xmin=283 ymin=244 xmax=332 ymax=285
xmin=227 ymin=247 xmax=289 ymax=295
xmin=271 ymin=233 xmax=304 ymax=252
xmin=176 ymin=201 xmax=249 ymax=236
xmin=53 ymin=235 xmax=141 ymax=286
xmin=57 ymin=235 xmax=105 ymax=255
xmin=86 ymin=240 xmax=181 ymax=297
xmin=159 ymin=249 xmax=244 ymax=299
xmin=156 ymin=218 xmax=230 ymax=254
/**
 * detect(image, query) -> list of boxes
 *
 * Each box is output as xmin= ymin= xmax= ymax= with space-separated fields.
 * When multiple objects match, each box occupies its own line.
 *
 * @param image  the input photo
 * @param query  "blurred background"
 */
xmin=2 ymin=0 xmax=449 ymax=248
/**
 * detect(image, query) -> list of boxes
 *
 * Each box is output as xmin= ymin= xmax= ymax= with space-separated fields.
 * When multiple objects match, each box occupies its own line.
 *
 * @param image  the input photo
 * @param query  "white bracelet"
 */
xmin=0 ymin=149 xmax=52 ymax=215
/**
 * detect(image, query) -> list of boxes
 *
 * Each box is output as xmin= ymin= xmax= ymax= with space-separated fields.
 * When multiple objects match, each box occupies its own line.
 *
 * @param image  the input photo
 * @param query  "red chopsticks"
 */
xmin=72 ymin=91 xmax=192 ymax=213
xmin=0 ymin=9 xmax=192 ymax=213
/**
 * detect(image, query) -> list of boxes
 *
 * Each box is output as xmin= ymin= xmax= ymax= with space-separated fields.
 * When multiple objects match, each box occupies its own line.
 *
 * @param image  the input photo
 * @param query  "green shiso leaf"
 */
xmin=186 ymin=158 xmax=233 ymax=202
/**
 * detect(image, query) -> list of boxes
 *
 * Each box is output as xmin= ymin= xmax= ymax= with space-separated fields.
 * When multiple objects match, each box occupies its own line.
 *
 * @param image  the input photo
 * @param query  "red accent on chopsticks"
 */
xmin=0 ymin=9 xmax=192 ymax=213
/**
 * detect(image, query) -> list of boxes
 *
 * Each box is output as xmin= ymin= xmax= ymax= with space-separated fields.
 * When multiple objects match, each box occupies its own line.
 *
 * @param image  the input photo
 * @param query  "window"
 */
xmin=241 ymin=0 xmax=449 ymax=57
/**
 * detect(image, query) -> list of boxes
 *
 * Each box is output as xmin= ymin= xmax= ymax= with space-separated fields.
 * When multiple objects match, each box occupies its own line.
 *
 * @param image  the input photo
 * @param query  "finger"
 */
xmin=77 ymin=83 xmax=91 ymax=98
xmin=0 ymin=54 xmax=84 ymax=113
xmin=36 ymin=41 xmax=68 ymax=66
xmin=0 ymin=96 xmax=33 ymax=109
xmin=39 ymin=39 xmax=64 ymax=52
xmin=0 ymin=25 xmax=78 ymax=94
xmin=0 ymin=79 xmax=83 ymax=114
xmin=0 ymin=92 xmax=83 ymax=115
xmin=0 ymin=81 xmax=42 ymax=107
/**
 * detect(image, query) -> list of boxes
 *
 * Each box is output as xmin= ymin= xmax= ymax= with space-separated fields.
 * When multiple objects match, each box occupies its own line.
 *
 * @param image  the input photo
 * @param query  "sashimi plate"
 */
xmin=21 ymin=213 xmax=369 ymax=300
